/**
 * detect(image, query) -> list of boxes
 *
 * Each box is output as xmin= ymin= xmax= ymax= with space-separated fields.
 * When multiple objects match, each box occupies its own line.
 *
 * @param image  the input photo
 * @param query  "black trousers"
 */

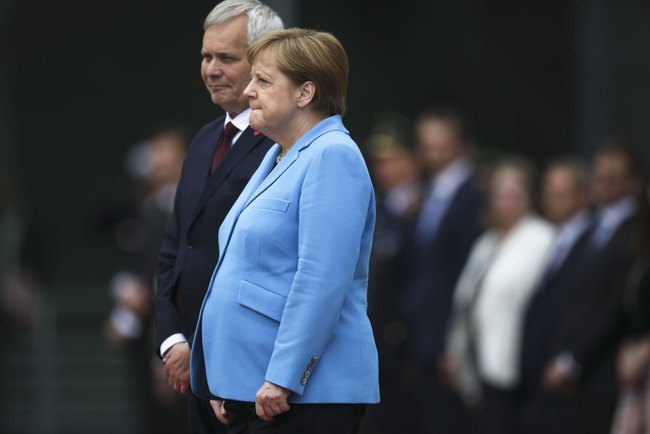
xmin=187 ymin=394 xmax=226 ymax=434
xmin=223 ymin=400 xmax=366 ymax=434
xmin=479 ymin=382 xmax=525 ymax=434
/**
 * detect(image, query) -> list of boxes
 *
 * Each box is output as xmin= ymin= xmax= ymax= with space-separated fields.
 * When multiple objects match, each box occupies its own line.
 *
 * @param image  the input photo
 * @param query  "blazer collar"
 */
xmin=240 ymin=115 xmax=348 ymax=210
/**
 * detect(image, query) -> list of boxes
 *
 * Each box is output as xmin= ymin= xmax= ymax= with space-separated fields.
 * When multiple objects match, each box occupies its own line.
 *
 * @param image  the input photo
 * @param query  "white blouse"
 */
xmin=449 ymin=215 xmax=555 ymax=390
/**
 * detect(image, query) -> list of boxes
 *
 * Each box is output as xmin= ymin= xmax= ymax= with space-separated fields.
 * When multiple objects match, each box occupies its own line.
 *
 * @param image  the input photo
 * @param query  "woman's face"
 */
xmin=489 ymin=167 xmax=531 ymax=230
xmin=244 ymin=51 xmax=304 ymax=141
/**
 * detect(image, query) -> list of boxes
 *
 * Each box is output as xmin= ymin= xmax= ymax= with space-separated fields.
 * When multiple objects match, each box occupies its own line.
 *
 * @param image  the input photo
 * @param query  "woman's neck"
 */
xmin=276 ymin=111 xmax=326 ymax=157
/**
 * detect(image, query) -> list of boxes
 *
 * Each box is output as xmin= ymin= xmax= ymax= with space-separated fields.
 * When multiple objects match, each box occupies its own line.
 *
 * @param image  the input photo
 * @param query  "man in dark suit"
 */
xmin=544 ymin=141 xmax=643 ymax=434
xmin=519 ymin=158 xmax=592 ymax=434
xmin=154 ymin=1 xmax=283 ymax=433
xmin=398 ymin=105 xmax=484 ymax=433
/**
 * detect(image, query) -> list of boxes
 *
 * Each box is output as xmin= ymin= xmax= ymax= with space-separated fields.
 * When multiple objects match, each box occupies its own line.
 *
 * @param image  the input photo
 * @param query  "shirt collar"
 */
xmin=225 ymin=108 xmax=251 ymax=132
xmin=431 ymin=159 xmax=472 ymax=199
xmin=555 ymin=209 xmax=590 ymax=246
xmin=597 ymin=195 xmax=637 ymax=231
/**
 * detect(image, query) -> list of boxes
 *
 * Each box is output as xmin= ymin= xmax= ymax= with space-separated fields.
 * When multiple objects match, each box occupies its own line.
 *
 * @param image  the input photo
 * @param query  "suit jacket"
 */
xmin=398 ymin=174 xmax=484 ymax=362
xmin=154 ymin=116 xmax=274 ymax=352
xmin=549 ymin=215 xmax=637 ymax=378
xmin=190 ymin=115 xmax=380 ymax=404
xmin=519 ymin=223 xmax=593 ymax=396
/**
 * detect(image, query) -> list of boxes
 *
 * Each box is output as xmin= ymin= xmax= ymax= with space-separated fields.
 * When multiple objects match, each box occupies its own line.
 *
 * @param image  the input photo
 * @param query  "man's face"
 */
xmin=416 ymin=119 xmax=463 ymax=174
xmin=542 ymin=167 xmax=587 ymax=224
xmin=201 ymin=15 xmax=251 ymax=117
xmin=591 ymin=154 xmax=637 ymax=206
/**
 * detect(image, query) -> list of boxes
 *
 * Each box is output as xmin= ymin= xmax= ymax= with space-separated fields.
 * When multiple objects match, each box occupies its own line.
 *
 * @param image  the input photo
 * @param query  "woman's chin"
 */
xmin=248 ymin=117 xmax=264 ymax=133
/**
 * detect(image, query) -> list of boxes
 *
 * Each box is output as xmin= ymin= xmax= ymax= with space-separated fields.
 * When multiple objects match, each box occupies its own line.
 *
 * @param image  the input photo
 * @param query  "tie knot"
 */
xmin=224 ymin=122 xmax=239 ymax=139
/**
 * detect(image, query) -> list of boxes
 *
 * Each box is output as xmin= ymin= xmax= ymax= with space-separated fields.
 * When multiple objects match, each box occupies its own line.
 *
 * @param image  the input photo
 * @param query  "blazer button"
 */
xmin=300 ymin=378 xmax=307 ymax=385
xmin=187 ymin=240 xmax=195 ymax=249
xmin=304 ymin=370 xmax=310 ymax=378
xmin=307 ymin=363 xmax=314 ymax=371
xmin=311 ymin=356 xmax=318 ymax=363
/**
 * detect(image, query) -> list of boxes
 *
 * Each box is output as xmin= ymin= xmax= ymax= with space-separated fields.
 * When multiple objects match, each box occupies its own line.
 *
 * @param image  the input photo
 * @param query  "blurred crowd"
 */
xmin=103 ymin=122 xmax=192 ymax=433
xmin=361 ymin=105 xmax=650 ymax=434
xmin=6 ymin=103 xmax=640 ymax=433
xmin=101 ymin=106 xmax=650 ymax=434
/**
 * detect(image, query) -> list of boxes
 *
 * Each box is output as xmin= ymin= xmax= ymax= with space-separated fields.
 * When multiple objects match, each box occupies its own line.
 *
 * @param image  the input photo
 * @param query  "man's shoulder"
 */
xmin=193 ymin=116 xmax=227 ymax=142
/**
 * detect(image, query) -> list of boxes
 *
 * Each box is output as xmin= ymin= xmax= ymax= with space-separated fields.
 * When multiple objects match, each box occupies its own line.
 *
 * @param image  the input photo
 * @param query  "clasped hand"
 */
xmin=255 ymin=381 xmax=291 ymax=421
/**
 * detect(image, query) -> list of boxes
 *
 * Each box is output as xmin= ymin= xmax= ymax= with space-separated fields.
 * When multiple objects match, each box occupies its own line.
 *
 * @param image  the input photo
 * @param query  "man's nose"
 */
xmin=206 ymin=59 xmax=222 ymax=76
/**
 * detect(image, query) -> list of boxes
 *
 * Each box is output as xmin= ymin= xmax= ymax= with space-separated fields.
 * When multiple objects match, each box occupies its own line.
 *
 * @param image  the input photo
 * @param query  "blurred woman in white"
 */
xmin=442 ymin=157 xmax=555 ymax=434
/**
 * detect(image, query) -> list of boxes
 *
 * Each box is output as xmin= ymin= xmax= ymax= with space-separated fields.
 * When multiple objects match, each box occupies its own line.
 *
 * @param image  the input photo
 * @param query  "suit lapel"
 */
xmin=189 ymin=126 xmax=267 ymax=226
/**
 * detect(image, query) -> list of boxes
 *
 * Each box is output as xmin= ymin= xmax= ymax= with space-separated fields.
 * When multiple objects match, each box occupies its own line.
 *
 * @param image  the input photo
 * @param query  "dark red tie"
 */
xmin=210 ymin=122 xmax=239 ymax=174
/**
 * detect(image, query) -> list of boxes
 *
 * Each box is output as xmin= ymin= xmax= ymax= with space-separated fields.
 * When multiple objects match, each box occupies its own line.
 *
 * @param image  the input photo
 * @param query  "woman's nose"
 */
xmin=244 ymin=81 xmax=255 ymax=98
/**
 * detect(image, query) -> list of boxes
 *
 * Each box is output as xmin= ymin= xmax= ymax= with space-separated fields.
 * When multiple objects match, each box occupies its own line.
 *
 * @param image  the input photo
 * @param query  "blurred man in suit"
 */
xmin=544 ymin=140 xmax=643 ymax=434
xmin=362 ymin=113 xmax=421 ymax=434
xmin=398 ymin=105 xmax=484 ymax=433
xmin=154 ymin=1 xmax=283 ymax=433
xmin=519 ymin=158 xmax=592 ymax=434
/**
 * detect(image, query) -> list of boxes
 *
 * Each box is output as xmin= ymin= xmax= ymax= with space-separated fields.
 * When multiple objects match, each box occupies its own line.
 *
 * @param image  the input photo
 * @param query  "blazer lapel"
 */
xmin=189 ymin=126 xmax=267 ymax=226
xmin=239 ymin=115 xmax=348 ymax=211
xmin=215 ymin=144 xmax=280 ymax=268
xmin=241 ymin=144 xmax=300 ymax=210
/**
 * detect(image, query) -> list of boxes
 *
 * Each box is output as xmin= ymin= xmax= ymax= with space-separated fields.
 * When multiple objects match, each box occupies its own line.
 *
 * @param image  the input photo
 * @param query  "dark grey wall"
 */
xmin=6 ymin=0 xmax=650 ymax=284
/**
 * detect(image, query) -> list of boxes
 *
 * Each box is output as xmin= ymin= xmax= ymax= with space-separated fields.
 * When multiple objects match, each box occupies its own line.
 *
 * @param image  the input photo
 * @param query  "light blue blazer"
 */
xmin=190 ymin=115 xmax=379 ymax=404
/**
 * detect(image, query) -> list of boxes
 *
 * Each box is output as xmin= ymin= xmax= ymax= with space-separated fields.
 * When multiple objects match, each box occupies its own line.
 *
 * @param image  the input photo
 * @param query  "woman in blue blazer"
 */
xmin=190 ymin=28 xmax=379 ymax=433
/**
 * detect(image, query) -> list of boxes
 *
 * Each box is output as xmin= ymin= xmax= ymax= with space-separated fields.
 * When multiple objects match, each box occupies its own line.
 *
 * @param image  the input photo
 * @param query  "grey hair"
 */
xmin=204 ymin=0 xmax=284 ymax=44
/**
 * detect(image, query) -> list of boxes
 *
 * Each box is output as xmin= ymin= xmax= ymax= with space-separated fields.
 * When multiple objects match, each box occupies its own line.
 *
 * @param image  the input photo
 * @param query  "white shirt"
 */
xmin=225 ymin=108 xmax=252 ymax=145
xmin=416 ymin=159 xmax=472 ymax=241
xmin=544 ymin=210 xmax=591 ymax=274
xmin=448 ymin=215 xmax=555 ymax=389
xmin=591 ymin=195 xmax=637 ymax=249
xmin=383 ymin=177 xmax=420 ymax=217
xmin=159 ymin=108 xmax=253 ymax=357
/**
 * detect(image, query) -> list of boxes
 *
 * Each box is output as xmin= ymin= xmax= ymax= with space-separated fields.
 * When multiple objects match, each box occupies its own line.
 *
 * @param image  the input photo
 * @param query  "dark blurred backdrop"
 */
xmin=1 ymin=0 xmax=649 ymax=432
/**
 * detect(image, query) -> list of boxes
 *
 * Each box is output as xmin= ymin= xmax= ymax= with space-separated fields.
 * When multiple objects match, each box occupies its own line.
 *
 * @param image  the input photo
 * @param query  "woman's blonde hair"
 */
xmin=247 ymin=28 xmax=349 ymax=117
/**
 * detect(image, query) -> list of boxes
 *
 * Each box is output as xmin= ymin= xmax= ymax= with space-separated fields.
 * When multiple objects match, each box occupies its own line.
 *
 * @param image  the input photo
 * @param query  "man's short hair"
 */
xmin=416 ymin=103 xmax=475 ymax=144
xmin=204 ymin=0 xmax=284 ymax=44
xmin=594 ymin=136 xmax=644 ymax=179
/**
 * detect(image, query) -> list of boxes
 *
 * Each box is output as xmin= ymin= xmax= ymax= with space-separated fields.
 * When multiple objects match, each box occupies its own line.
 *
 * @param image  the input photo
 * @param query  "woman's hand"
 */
xmin=255 ymin=381 xmax=291 ymax=421
xmin=210 ymin=400 xmax=228 ymax=425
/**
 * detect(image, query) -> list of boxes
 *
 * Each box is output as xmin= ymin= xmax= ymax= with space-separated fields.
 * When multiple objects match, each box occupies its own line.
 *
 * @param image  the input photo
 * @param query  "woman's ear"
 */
xmin=296 ymin=81 xmax=316 ymax=108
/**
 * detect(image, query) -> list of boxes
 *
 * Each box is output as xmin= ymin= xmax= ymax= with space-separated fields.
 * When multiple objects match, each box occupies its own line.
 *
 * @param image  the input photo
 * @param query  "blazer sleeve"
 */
xmin=264 ymin=141 xmax=374 ymax=395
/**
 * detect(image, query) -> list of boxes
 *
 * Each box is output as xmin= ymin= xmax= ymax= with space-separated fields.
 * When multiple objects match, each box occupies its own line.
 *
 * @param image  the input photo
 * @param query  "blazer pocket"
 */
xmin=250 ymin=198 xmax=290 ymax=213
xmin=238 ymin=280 xmax=287 ymax=323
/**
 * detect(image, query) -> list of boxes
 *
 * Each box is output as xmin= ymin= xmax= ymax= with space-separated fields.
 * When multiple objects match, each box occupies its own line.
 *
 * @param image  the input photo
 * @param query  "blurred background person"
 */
xmin=443 ymin=156 xmax=555 ymax=434
xmin=104 ymin=122 xmax=190 ymax=434
xmin=545 ymin=139 xmax=644 ymax=434
xmin=612 ymin=179 xmax=650 ymax=434
xmin=0 ymin=170 xmax=45 ymax=334
xmin=519 ymin=157 xmax=592 ymax=434
xmin=397 ymin=104 xmax=484 ymax=433
xmin=362 ymin=112 xmax=421 ymax=434
xmin=153 ymin=2 xmax=283 ymax=433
